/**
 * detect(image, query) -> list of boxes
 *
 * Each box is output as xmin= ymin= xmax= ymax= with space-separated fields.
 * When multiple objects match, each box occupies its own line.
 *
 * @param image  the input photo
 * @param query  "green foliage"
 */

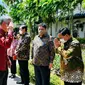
xmin=9 ymin=2 xmax=24 ymax=23
xmin=82 ymin=49 xmax=85 ymax=65
xmin=2 ymin=0 xmax=83 ymax=37
xmin=38 ymin=0 xmax=56 ymax=23
xmin=53 ymin=54 xmax=60 ymax=70
xmin=2 ymin=0 xmax=17 ymax=5
xmin=77 ymin=38 xmax=85 ymax=44
xmin=29 ymin=64 xmax=35 ymax=83
xmin=0 ymin=5 xmax=7 ymax=15
xmin=3 ymin=0 xmax=83 ymax=23
xmin=50 ymin=74 xmax=64 ymax=85
xmin=82 ymin=0 xmax=85 ymax=9
xmin=82 ymin=49 xmax=85 ymax=82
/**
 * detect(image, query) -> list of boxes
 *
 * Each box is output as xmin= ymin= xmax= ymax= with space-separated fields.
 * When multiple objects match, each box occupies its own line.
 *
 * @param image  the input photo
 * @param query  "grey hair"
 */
xmin=0 ymin=15 xmax=12 ymax=25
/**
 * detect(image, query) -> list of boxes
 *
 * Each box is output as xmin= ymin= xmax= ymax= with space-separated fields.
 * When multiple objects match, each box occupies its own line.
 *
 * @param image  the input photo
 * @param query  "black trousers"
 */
xmin=64 ymin=81 xmax=82 ymax=85
xmin=9 ymin=56 xmax=16 ymax=74
xmin=0 ymin=70 xmax=8 ymax=85
xmin=18 ymin=60 xmax=29 ymax=85
xmin=34 ymin=65 xmax=50 ymax=85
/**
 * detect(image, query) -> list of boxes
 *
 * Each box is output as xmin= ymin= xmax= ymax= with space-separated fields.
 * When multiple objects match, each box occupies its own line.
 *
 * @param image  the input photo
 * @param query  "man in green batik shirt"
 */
xmin=54 ymin=28 xmax=84 ymax=85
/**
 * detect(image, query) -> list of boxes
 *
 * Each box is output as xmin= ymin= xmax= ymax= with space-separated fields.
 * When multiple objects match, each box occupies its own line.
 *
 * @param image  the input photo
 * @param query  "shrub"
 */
xmin=16 ymin=65 xmax=20 ymax=75
xmin=29 ymin=64 xmax=35 ymax=83
xmin=50 ymin=74 xmax=64 ymax=85
xmin=77 ymin=38 xmax=85 ymax=44
xmin=53 ymin=54 xmax=60 ymax=70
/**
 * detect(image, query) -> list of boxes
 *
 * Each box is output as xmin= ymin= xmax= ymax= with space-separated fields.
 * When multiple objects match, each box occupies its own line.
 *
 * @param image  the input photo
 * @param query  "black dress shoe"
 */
xmin=16 ymin=81 xmax=24 ymax=84
xmin=9 ymin=74 xmax=16 ymax=78
xmin=11 ymin=75 xmax=16 ymax=78
xmin=9 ymin=75 xmax=12 ymax=78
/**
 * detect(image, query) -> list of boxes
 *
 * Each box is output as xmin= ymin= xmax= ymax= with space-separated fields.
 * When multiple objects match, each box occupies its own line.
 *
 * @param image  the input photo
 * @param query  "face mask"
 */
xmin=60 ymin=39 xmax=66 ymax=43
xmin=38 ymin=30 xmax=42 ymax=33
xmin=19 ymin=30 xmax=22 ymax=34
xmin=38 ymin=30 xmax=44 ymax=36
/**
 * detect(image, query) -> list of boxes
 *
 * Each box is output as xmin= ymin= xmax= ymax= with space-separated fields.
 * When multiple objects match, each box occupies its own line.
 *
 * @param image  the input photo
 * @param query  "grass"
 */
xmin=50 ymin=74 xmax=64 ymax=85
xmin=82 ymin=49 xmax=85 ymax=84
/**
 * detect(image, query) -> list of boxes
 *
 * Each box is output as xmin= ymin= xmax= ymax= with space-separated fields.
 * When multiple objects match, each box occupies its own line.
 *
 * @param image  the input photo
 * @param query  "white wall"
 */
xmin=48 ymin=18 xmax=85 ymax=38
xmin=78 ymin=28 xmax=84 ymax=38
xmin=52 ymin=23 xmax=56 ymax=37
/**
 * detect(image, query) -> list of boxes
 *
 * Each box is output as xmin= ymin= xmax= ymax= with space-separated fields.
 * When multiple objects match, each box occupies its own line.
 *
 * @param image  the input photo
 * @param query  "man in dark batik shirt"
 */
xmin=15 ymin=25 xmax=31 ymax=85
xmin=31 ymin=23 xmax=55 ymax=85
xmin=56 ymin=28 xmax=84 ymax=85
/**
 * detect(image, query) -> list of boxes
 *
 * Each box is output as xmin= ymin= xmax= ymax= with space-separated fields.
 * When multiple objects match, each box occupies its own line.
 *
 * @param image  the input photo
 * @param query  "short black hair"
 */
xmin=20 ymin=25 xmax=27 ymax=32
xmin=59 ymin=27 xmax=71 ymax=36
xmin=58 ymin=28 xmax=65 ymax=33
xmin=13 ymin=27 xmax=19 ymax=36
xmin=38 ymin=23 xmax=47 ymax=29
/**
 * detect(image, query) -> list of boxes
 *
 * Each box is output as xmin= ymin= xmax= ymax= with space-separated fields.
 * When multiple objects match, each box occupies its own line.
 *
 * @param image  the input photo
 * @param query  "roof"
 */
xmin=66 ymin=13 xmax=85 ymax=20
xmin=73 ymin=13 xmax=85 ymax=19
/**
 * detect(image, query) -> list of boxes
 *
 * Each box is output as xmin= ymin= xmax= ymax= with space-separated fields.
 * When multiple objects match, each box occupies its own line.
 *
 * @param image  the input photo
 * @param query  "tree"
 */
xmin=0 ymin=5 xmax=7 ymax=15
xmin=82 ymin=0 xmax=85 ymax=8
xmin=2 ymin=0 xmax=83 ymax=37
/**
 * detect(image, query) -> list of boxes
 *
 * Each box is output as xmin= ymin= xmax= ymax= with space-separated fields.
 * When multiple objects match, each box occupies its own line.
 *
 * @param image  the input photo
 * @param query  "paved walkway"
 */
xmin=7 ymin=73 xmax=34 ymax=85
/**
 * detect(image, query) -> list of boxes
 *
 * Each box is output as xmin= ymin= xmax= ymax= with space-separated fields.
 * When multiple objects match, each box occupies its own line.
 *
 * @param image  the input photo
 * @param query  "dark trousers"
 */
xmin=9 ymin=56 xmax=16 ymax=74
xmin=64 ymin=81 xmax=82 ymax=85
xmin=0 ymin=70 xmax=8 ymax=85
xmin=34 ymin=65 xmax=50 ymax=85
xmin=18 ymin=60 xmax=29 ymax=85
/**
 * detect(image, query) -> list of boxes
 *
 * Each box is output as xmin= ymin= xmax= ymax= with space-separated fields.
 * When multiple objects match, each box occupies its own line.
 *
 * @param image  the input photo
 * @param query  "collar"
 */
xmin=38 ymin=32 xmax=48 ymax=38
xmin=65 ymin=37 xmax=73 ymax=44
xmin=21 ymin=32 xmax=28 ymax=37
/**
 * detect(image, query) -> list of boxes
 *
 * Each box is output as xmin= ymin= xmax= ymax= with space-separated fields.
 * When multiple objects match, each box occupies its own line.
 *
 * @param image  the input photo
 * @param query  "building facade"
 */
xmin=48 ymin=4 xmax=85 ymax=38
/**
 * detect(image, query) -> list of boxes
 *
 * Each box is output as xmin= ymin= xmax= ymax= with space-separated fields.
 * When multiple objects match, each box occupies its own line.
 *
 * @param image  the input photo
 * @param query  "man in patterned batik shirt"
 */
xmin=56 ymin=28 xmax=84 ymax=85
xmin=15 ymin=25 xmax=31 ymax=85
xmin=31 ymin=23 xmax=55 ymax=85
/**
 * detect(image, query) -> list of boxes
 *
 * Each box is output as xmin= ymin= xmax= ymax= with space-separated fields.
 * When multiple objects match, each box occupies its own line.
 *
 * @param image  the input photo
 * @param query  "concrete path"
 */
xmin=7 ymin=73 xmax=34 ymax=85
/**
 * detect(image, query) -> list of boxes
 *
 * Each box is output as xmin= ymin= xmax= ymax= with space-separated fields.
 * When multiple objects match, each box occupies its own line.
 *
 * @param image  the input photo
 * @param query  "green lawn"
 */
xmin=82 ymin=49 xmax=85 ymax=84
